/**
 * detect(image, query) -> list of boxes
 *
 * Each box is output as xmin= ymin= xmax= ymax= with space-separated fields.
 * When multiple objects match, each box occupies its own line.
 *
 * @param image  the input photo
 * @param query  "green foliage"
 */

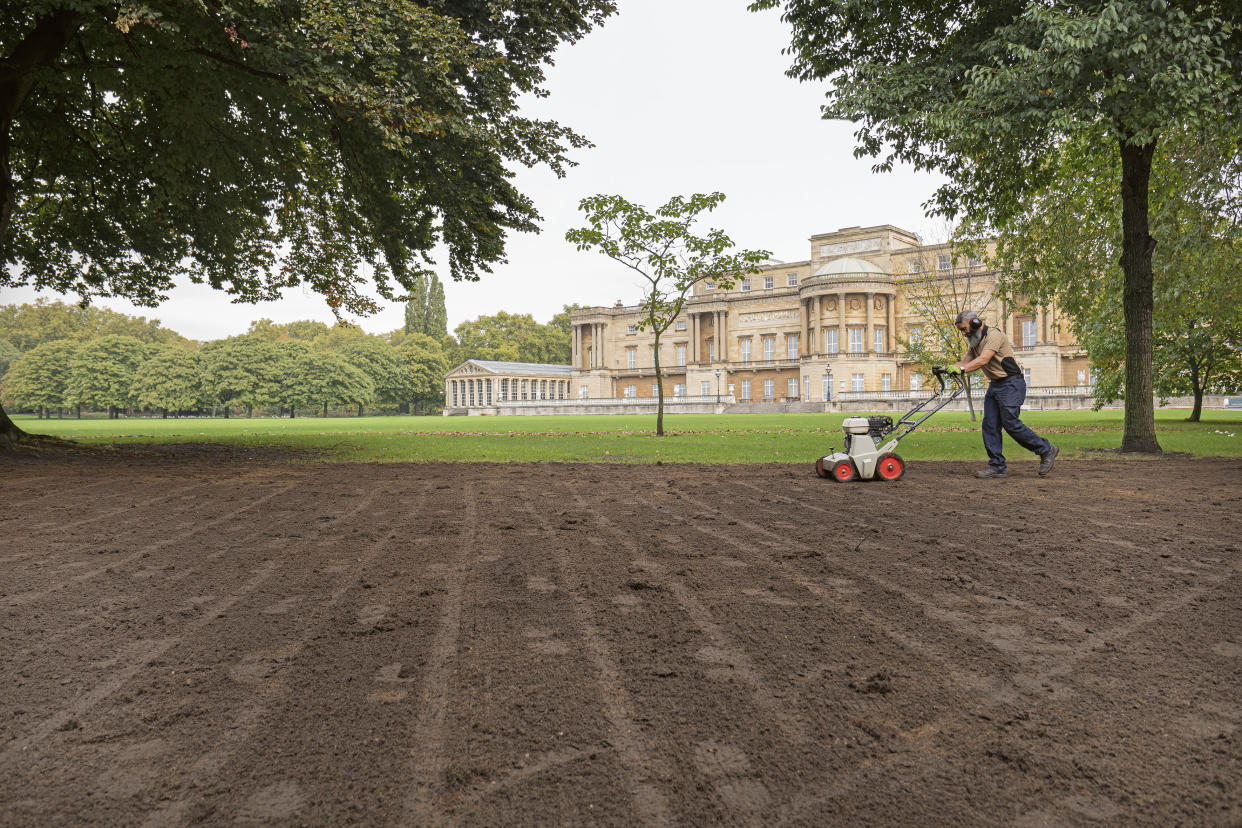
xmin=66 ymin=335 xmax=150 ymax=411
xmin=245 ymin=318 xmax=332 ymax=343
xmin=131 ymin=346 xmax=205 ymax=413
xmin=0 ymin=300 xmax=190 ymax=351
xmin=284 ymin=350 xmax=375 ymax=413
xmin=402 ymin=272 xmax=448 ymax=339
xmin=566 ymin=192 xmax=770 ymax=433
xmin=398 ymin=332 xmax=451 ymax=414
xmin=0 ymin=337 xmax=17 ymax=377
xmin=339 ymin=338 xmax=413 ymax=407
xmin=2 ymin=1 xmax=616 ymax=316
xmin=1 ymin=339 xmax=79 ymax=410
xmin=453 ymin=311 xmax=567 ymax=364
xmin=201 ymin=337 xmax=283 ymax=412
xmin=312 ymin=323 xmax=376 ymax=352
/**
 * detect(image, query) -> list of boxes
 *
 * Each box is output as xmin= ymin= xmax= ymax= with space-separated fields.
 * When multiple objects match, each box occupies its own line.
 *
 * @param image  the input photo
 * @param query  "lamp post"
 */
xmin=824 ymin=365 xmax=833 ymax=402
xmin=715 ymin=369 xmax=722 ymax=405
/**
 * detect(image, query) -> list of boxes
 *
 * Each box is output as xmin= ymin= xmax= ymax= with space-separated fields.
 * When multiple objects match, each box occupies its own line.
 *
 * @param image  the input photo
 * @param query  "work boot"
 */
xmin=975 ymin=467 xmax=1006 ymax=478
xmin=1038 ymin=444 xmax=1059 ymax=477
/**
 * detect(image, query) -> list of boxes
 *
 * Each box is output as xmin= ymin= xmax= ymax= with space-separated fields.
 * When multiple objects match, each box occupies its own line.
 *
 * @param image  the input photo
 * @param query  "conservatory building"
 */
xmin=443 ymin=360 xmax=573 ymax=414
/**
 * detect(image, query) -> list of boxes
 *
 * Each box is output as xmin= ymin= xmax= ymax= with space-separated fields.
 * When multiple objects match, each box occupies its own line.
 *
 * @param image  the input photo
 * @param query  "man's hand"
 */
xmin=942 ymin=365 xmax=964 ymax=376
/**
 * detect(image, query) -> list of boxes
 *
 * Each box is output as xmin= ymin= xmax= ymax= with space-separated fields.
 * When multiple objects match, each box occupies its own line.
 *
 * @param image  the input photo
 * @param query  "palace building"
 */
xmin=567 ymin=224 xmax=1089 ymax=403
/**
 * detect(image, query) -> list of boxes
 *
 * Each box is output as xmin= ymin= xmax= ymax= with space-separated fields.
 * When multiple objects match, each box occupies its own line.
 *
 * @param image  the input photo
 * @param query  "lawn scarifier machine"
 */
xmin=816 ymin=367 xmax=967 ymax=482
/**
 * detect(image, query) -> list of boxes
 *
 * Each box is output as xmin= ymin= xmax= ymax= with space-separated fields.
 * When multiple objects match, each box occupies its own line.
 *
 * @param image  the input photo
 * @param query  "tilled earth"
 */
xmin=2 ymin=452 xmax=1240 ymax=826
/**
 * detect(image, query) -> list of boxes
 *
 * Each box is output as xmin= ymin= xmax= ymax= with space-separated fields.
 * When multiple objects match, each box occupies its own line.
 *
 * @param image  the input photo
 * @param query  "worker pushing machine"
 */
xmin=946 ymin=310 xmax=1058 ymax=479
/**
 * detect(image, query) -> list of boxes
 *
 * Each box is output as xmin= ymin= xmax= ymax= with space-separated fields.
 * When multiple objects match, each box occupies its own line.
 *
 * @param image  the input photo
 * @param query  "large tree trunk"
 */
xmin=0 ymin=402 xmax=26 ymax=448
xmin=1118 ymin=139 xmax=1161 ymax=453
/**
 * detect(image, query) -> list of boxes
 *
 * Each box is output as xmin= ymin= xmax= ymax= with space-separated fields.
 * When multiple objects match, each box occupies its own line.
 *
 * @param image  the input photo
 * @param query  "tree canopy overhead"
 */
xmin=752 ymin=0 xmax=1241 ymax=452
xmin=1 ymin=0 xmax=615 ymax=313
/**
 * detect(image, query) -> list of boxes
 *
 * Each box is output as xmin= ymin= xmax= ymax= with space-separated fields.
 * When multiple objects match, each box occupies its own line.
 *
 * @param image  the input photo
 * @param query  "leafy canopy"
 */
xmin=2 ymin=0 xmax=615 ymax=313
xmin=751 ymin=0 xmax=1241 ymax=222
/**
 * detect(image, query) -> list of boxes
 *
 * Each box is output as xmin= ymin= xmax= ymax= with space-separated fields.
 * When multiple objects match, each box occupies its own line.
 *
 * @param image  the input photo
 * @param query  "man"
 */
xmin=947 ymin=310 xmax=1058 ymax=478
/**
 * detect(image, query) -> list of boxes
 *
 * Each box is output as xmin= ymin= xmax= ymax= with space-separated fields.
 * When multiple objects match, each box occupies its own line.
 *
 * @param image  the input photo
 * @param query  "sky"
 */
xmin=1 ymin=0 xmax=947 ymax=342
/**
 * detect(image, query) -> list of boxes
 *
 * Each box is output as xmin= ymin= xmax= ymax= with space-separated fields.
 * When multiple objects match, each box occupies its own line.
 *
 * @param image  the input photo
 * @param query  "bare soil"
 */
xmin=2 ymin=452 xmax=1240 ymax=825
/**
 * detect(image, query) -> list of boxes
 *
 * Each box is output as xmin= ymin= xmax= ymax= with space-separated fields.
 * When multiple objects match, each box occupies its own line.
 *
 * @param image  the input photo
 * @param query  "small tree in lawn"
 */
xmin=2 ymin=340 xmax=79 ymax=418
xmin=567 ymin=192 xmax=769 ymax=436
xmin=131 ymin=346 xmax=205 ymax=418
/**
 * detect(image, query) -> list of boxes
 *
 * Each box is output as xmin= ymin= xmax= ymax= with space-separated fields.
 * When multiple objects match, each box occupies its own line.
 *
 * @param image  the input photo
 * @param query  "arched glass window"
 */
xmin=486 ymin=379 xmax=492 ymax=405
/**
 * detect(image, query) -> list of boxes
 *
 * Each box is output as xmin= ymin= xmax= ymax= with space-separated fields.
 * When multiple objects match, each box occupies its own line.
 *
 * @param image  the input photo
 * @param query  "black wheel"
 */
xmin=875 ymin=453 xmax=905 ymax=481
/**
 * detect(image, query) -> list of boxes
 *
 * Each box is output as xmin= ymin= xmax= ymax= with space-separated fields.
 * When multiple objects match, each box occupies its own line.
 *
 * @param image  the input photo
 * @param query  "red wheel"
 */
xmin=875 ymin=453 xmax=905 ymax=481
xmin=831 ymin=459 xmax=856 ymax=482
xmin=815 ymin=458 xmax=832 ymax=478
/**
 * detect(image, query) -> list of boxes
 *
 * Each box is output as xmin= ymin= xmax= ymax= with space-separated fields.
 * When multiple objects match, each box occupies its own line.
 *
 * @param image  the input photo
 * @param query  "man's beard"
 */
xmin=966 ymin=329 xmax=984 ymax=348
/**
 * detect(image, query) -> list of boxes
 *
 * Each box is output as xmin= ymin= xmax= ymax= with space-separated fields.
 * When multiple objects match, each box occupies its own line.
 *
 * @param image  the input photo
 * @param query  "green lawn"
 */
xmin=13 ymin=409 xmax=1241 ymax=463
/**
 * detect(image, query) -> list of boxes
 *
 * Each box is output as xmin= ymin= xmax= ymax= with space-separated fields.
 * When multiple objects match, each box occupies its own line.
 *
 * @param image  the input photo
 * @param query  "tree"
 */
xmin=896 ymin=240 xmax=1001 ymax=420
xmin=246 ymin=319 xmax=332 ymax=344
xmin=0 ymin=299 xmax=189 ymax=351
xmin=0 ymin=0 xmax=615 ymax=445
xmin=566 ymin=192 xmax=769 ymax=435
xmin=993 ymin=125 xmax=1242 ymax=421
xmin=132 ymin=346 xmax=205 ymax=417
xmin=273 ymin=340 xmax=313 ymax=417
xmin=453 ymin=311 xmax=563 ymax=363
xmin=65 ymin=335 xmax=149 ymax=417
xmin=201 ymin=337 xmax=282 ymax=417
xmin=339 ymin=338 xmax=413 ymax=415
xmin=1 ymin=339 xmax=77 ymax=417
xmin=753 ymin=0 xmax=1242 ymax=452
xmin=284 ymin=350 xmax=374 ymax=418
xmin=398 ymin=333 xmax=451 ymax=414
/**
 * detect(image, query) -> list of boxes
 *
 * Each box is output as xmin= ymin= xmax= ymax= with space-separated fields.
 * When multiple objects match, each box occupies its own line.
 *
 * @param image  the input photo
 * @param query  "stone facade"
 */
xmin=444 ymin=360 xmax=573 ymax=415
xmin=569 ymin=224 xmax=1088 ymax=402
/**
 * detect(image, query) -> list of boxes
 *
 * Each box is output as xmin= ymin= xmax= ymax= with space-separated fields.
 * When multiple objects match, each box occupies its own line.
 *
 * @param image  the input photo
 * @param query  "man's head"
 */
xmin=955 ymin=310 xmax=984 ymax=345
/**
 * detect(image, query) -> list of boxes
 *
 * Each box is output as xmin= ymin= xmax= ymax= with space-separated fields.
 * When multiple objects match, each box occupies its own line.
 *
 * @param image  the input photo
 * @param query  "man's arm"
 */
xmin=955 ymin=350 xmax=995 ymax=373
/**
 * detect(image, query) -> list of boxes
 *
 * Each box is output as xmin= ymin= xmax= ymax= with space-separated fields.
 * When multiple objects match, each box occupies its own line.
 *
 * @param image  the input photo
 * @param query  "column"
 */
xmin=799 ymin=299 xmax=809 ymax=356
xmin=1036 ymin=306 xmax=1046 ymax=345
xmin=837 ymin=292 xmax=847 ymax=356
xmin=574 ymin=325 xmax=581 ymax=369
xmin=720 ymin=309 xmax=729 ymax=362
xmin=865 ymin=292 xmax=875 ymax=354
xmin=886 ymin=293 xmax=896 ymax=352
xmin=691 ymin=313 xmax=699 ymax=363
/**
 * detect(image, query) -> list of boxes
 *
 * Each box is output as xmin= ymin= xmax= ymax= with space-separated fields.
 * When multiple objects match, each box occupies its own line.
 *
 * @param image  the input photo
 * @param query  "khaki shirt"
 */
xmin=967 ymin=326 xmax=1022 ymax=382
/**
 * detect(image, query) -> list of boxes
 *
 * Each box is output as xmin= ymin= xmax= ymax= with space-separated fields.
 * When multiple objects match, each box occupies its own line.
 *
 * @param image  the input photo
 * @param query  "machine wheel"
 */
xmin=815 ymin=458 xmax=832 ymax=479
xmin=875 ymin=453 xmax=905 ymax=481
xmin=831 ymin=459 xmax=857 ymax=482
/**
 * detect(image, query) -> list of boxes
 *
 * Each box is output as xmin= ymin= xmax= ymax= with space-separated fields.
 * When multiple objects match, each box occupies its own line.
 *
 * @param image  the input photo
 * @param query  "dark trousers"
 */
xmin=982 ymin=377 xmax=1051 ymax=471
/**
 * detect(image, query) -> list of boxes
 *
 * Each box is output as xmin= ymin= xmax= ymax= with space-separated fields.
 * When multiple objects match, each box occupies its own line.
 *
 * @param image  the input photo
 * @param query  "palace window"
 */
xmin=701 ymin=380 xmax=711 ymax=395
xmin=627 ymin=348 xmax=636 ymax=370
xmin=787 ymin=273 xmax=798 ymax=286
xmin=627 ymin=324 xmax=637 ymax=334
xmin=825 ymin=329 xmax=839 ymax=355
xmin=676 ymin=344 xmax=686 ymax=366
xmin=786 ymin=335 xmax=799 ymax=360
xmin=848 ymin=328 xmax=864 ymax=354
xmin=468 ymin=381 xmax=475 ymax=406
xmin=882 ymin=373 xmax=892 ymax=391
xmin=652 ymin=384 xmax=659 ymax=396
xmin=674 ymin=383 xmax=686 ymax=397
xmin=909 ymin=325 xmax=922 ymax=346
xmin=851 ymin=373 xmax=865 ymax=392
xmin=764 ymin=275 xmax=774 ymax=289
xmin=762 ymin=337 xmax=775 ymax=361
xmin=624 ymin=385 xmax=637 ymax=398
xmin=908 ymin=261 xmax=920 ymax=273
xmin=1024 ymin=368 xmax=1032 ymax=384
xmin=740 ymin=339 xmax=752 ymax=363
xmin=705 ymin=280 xmax=716 ymax=289
xmin=937 ymin=254 xmax=952 ymax=270
xmin=741 ymin=379 xmax=752 ymax=400
xmin=741 ymin=278 xmax=751 ymax=291
xmin=709 ymin=342 xmax=716 ymax=362
xmin=968 ymin=256 xmax=982 ymax=267
xmin=579 ymin=385 xmax=588 ymax=399
xmin=910 ymin=374 xmax=923 ymax=391
xmin=676 ymin=319 xmax=686 ymax=331
xmin=1023 ymin=319 xmax=1037 ymax=346
xmin=874 ymin=327 xmax=885 ymax=354
xmin=763 ymin=379 xmax=775 ymax=399
xmin=451 ymin=381 xmax=458 ymax=407
xmin=787 ymin=377 xmax=798 ymax=398
xmin=1077 ymin=369 xmax=1087 ymax=386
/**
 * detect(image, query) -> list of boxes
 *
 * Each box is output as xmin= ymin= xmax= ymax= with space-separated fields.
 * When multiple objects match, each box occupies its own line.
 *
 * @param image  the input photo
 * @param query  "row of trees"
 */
xmin=0 ymin=296 xmax=581 ymax=418
xmin=1 ymin=332 xmax=451 ymax=418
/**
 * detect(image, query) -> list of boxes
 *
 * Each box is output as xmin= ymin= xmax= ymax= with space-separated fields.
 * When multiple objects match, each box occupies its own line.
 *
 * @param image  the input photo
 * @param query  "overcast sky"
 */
xmin=1 ymin=0 xmax=947 ymax=341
